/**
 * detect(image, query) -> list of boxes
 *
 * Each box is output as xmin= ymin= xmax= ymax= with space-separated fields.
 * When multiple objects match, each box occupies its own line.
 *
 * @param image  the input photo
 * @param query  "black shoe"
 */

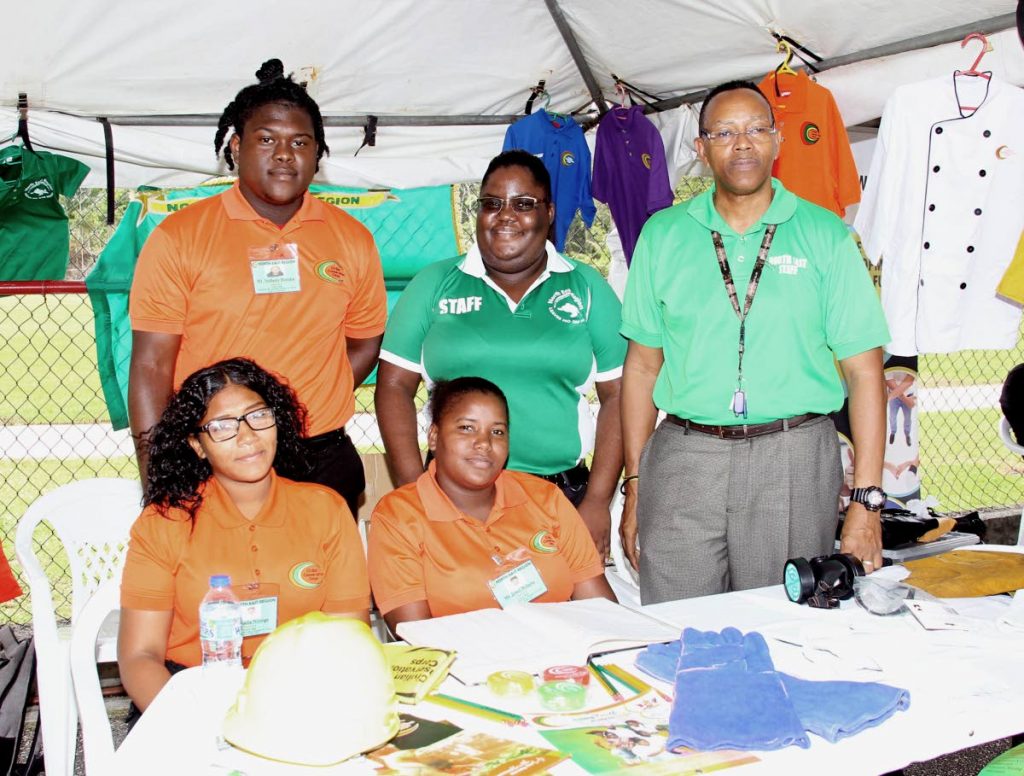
xmin=905 ymin=433 xmax=912 ymax=446
xmin=888 ymin=432 xmax=895 ymax=445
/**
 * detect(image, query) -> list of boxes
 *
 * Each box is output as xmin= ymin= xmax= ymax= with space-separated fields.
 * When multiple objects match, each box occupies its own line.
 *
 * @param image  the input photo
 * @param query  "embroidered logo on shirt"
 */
xmin=769 ymin=254 xmax=808 ymax=276
xmin=289 ymin=562 xmax=324 ymax=589
xmin=995 ymin=145 xmax=1014 ymax=160
xmin=24 ymin=179 xmax=55 ymax=200
xmin=800 ymin=122 xmax=821 ymax=145
xmin=641 ymin=153 xmax=652 ymax=170
xmin=530 ymin=530 xmax=558 ymax=553
xmin=560 ymin=151 xmax=576 ymax=167
xmin=438 ymin=296 xmax=483 ymax=315
xmin=315 ymin=261 xmax=345 ymax=284
xmin=547 ymin=289 xmax=586 ymax=324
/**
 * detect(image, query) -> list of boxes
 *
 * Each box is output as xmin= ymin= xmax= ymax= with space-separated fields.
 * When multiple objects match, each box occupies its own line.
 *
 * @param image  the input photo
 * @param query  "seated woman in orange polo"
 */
xmin=118 ymin=358 xmax=370 ymax=715
xmin=368 ymin=376 xmax=616 ymax=631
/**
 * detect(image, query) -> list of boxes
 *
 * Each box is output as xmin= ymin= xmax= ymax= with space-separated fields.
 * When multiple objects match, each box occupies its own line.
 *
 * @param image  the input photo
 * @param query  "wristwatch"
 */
xmin=850 ymin=486 xmax=887 ymax=512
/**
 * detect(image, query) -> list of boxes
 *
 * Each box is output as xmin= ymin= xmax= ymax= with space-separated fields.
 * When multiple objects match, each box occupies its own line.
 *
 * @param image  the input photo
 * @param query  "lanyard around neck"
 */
xmin=710 ymin=223 xmax=777 ymax=391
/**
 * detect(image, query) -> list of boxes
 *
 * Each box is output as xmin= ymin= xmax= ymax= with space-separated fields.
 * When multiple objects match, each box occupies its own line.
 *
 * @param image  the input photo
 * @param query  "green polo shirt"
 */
xmin=621 ymin=179 xmax=889 ymax=425
xmin=381 ymin=243 xmax=626 ymax=474
xmin=0 ymin=146 xmax=89 ymax=281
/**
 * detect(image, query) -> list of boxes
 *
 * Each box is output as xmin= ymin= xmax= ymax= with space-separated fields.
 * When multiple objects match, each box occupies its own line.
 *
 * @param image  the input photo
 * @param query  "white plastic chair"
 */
xmin=606 ymin=486 xmax=644 ymax=609
xmin=997 ymin=416 xmax=1024 ymax=545
xmin=14 ymin=478 xmax=143 ymax=776
xmin=69 ymin=581 xmax=120 ymax=775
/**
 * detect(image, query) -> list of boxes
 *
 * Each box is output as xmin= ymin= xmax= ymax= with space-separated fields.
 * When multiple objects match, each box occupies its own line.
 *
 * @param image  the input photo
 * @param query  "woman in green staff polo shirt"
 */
xmin=375 ymin=150 xmax=626 ymax=555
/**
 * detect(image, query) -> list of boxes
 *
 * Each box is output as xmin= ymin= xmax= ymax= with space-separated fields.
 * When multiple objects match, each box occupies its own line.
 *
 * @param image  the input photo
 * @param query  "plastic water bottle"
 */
xmin=199 ymin=574 xmax=242 ymax=668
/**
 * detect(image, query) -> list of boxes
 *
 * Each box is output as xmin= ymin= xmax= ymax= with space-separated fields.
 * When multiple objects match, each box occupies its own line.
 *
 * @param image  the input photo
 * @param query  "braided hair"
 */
xmin=214 ymin=58 xmax=329 ymax=172
xmin=145 ymin=358 xmax=311 ymax=521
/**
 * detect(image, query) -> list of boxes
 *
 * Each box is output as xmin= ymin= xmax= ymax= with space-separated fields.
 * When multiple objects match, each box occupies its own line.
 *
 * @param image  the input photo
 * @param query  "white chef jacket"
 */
xmin=855 ymin=74 xmax=1024 ymax=355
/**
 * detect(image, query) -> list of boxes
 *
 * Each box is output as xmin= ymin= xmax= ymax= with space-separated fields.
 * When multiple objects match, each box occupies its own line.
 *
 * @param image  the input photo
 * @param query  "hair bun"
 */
xmin=255 ymin=59 xmax=285 ymax=84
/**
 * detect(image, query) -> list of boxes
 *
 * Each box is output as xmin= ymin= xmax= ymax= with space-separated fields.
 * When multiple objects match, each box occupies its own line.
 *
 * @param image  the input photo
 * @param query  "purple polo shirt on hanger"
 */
xmin=593 ymin=105 xmax=674 ymax=264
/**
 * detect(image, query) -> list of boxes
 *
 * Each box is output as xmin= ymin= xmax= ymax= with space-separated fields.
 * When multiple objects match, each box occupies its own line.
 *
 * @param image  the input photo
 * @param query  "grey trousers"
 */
xmin=637 ymin=415 xmax=842 ymax=604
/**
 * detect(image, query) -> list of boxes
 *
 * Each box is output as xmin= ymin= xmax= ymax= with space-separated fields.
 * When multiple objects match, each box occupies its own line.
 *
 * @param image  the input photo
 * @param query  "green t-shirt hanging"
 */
xmin=0 ymin=145 xmax=89 ymax=280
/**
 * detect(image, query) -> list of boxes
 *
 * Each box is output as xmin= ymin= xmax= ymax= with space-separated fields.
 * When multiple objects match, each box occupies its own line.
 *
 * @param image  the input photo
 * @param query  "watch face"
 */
xmin=867 ymin=489 xmax=886 ymax=508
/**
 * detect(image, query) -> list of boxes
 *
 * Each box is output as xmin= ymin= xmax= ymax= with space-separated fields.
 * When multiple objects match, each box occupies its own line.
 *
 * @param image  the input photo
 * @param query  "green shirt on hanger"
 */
xmin=0 ymin=145 xmax=89 ymax=281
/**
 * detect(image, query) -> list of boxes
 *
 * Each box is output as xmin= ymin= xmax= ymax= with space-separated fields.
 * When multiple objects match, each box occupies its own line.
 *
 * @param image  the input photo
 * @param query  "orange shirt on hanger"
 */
xmin=758 ymin=70 xmax=861 ymax=217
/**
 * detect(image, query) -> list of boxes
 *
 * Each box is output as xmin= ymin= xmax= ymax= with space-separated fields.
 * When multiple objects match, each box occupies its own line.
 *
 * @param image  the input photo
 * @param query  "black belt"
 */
xmin=305 ymin=427 xmax=348 ymax=446
xmin=665 ymin=413 xmax=823 ymax=440
xmin=537 ymin=461 xmax=589 ymax=490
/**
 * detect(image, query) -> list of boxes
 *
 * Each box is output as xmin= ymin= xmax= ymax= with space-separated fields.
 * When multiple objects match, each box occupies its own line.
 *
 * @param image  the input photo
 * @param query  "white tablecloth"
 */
xmin=111 ymin=584 xmax=1024 ymax=775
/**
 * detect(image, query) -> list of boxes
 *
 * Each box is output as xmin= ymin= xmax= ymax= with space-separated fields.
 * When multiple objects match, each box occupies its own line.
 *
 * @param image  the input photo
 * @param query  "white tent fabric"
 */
xmin=1 ymin=0 xmax=1022 ymax=188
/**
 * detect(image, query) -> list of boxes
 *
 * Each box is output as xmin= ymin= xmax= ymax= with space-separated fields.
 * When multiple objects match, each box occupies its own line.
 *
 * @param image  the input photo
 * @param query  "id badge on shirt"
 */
xmin=487 ymin=560 xmax=548 ymax=609
xmin=249 ymin=243 xmax=300 ymax=295
xmin=233 ymin=583 xmax=279 ymax=638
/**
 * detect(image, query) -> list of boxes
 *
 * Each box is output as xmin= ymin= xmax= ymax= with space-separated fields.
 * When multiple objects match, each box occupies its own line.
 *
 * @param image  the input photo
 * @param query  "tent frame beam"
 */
xmin=642 ymin=12 xmax=1017 ymax=115
xmin=96 ymin=12 xmax=1015 ymax=130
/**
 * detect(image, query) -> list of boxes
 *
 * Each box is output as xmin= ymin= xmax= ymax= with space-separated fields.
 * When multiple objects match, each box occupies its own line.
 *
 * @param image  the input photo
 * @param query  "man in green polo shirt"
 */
xmin=620 ymin=80 xmax=889 ymax=604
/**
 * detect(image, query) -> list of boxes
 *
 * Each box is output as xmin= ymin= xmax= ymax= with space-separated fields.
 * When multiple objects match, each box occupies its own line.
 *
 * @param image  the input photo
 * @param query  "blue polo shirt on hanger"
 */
xmin=502 ymin=110 xmax=596 ymax=251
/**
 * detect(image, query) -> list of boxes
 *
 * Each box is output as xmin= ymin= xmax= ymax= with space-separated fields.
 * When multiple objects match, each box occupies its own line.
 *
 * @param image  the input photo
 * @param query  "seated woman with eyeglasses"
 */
xmin=118 ymin=358 xmax=370 ymax=715
xmin=375 ymin=150 xmax=627 ymax=559
xmin=368 ymin=377 xmax=616 ymax=633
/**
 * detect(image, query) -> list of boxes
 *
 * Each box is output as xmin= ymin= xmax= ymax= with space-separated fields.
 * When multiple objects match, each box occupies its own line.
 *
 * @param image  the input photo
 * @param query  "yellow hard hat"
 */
xmin=222 ymin=612 xmax=399 ymax=765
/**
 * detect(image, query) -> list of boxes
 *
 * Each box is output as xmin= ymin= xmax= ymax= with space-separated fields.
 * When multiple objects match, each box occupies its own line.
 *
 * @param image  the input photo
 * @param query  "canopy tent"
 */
xmin=1 ymin=0 xmax=1023 ymax=189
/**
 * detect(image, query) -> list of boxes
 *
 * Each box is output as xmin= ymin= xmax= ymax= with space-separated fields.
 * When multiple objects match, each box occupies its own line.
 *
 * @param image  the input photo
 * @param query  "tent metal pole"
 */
xmin=643 ymin=12 xmax=1017 ymax=115
xmin=105 ymin=114 xmax=524 ymax=127
xmin=543 ymin=0 xmax=610 ymax=115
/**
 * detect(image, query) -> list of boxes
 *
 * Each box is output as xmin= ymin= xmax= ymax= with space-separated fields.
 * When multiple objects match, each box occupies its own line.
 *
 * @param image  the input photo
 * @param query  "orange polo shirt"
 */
xmin=129 ymin=183 xmax=387 ymax=435
xmin=758 ymin=71 xmax=861 ymax=217
xmin=120 ymin=472 xmax=370 ymax=666
xmin=367 ymin=465 xmax=605 ymax=617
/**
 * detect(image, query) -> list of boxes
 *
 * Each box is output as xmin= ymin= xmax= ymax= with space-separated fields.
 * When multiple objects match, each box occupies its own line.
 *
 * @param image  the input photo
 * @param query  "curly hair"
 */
xmin=145 ymin=357 xmax=310 ymax=520
xmin=428 ymin=376 xmax=510 ymax=426
xmin=214 ymin=58 xmax=329 ymax=172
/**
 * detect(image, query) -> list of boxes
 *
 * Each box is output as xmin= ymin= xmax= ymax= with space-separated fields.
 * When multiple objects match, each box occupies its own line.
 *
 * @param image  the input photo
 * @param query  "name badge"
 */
xmin=488 ymin=560 xmax=547 ymax=609
xmin=249 ymin=243 xmax=301 ymax=295
xmin=238 ymin=596 xmax=278 ymax=638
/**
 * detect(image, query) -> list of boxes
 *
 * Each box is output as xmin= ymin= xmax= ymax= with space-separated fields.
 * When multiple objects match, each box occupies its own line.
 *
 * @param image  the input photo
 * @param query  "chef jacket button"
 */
xmin=923 ymin=241 xmax=930 ymax=249
xmin=979 ymin=169 xmax=987 ymax=177
xmin=935 ymin=127 xmax=943 ymax=134
xmin=967 ymin=246 xmax=975 ymax=253
xmin=983 ymin=130 xmax=991 ymax=138
xmin=974 ymin=208 xmax=982 ymax=216
xmin=960 ymin=282 xmax=967 ymax=290
xmin=932 ymin=165 xmax=940 ymax=173
xmin=919 ymin=279 xmax=925 ymax=287
xmin=928 ymin=204 xmax=935 ymax=212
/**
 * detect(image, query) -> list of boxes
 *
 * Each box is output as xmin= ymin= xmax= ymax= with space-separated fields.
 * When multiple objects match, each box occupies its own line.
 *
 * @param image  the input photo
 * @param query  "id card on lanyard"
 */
xmin=249 ymin=243 xmax=301 ymax=295
xmin=710 ymin=223 xmax=777 ymax=419
xmin=487 ymin=547 xmax=547 ymax=608
xmin=233 ymin=582 xmax=280 ymax=638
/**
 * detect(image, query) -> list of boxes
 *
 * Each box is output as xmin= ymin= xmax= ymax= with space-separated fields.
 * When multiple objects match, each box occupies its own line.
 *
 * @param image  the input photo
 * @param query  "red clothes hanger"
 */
xmin=957 ymin=32 xmax=993 ymax=79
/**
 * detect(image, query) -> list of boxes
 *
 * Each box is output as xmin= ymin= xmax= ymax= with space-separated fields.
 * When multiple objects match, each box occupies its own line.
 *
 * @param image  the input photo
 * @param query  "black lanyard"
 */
xmin=710 ymin=223 xmax=777 ymax=417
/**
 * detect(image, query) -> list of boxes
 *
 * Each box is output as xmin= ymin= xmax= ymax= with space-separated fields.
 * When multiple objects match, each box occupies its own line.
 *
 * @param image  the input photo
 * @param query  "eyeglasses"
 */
xmin=476 ymin=196 xmax=547 ymax=214
xmin=700 ymin=126 xmax=778 ymax=146
xmin=197 ymin=407 xmax=276 ymax=442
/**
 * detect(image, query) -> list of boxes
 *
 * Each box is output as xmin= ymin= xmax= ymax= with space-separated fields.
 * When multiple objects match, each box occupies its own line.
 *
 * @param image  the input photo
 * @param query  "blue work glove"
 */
xmin=668 ymin=628 xmax=809 ymax=752
xmin=780 ymin=673 xmax=910 ymax=743
xmin=634 ymin=639 xmax=680 ymax=684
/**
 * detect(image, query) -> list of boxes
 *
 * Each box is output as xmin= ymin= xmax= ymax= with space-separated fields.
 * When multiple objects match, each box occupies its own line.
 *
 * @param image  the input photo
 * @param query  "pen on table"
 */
xmin=587 ymin=661 xmax=623 ymax=702
xmin=424 ymin=692 xmax=528 ymax=726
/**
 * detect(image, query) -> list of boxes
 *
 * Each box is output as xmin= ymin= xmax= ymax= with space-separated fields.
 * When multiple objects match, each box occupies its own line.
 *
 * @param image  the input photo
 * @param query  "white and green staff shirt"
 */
xmin=380 ymin=242 xmax=626 ymax=474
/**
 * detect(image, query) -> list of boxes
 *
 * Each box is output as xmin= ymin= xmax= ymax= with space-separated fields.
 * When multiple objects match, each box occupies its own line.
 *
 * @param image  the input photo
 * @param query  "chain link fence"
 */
xmin=3 ymin=178 xmax=1023 ymax=624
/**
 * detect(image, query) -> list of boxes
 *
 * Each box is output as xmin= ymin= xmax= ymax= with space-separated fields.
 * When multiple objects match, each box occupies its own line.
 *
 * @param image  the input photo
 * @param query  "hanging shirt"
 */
xmin=855 ymin=75 xmax=1024 ymax=356
xmin=758 ymin=71 xmax=860 ymax=217
xmin=0 ymin=145 xmax=88 ymax=281
xmin=592 ymin=105 xmax=674 ymax=264
xmin=502 ymin=110 xmax=596 ymax=251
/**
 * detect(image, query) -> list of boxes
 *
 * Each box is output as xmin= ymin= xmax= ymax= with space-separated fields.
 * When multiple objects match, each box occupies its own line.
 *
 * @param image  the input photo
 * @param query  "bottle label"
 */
xmin=200 ymin=617 xmax=241 ymax=641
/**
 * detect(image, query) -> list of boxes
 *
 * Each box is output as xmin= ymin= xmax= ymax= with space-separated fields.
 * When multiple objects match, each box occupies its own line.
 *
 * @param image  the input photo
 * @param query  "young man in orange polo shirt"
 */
xmin=129 ymin=60 xmax=387 ymax=514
